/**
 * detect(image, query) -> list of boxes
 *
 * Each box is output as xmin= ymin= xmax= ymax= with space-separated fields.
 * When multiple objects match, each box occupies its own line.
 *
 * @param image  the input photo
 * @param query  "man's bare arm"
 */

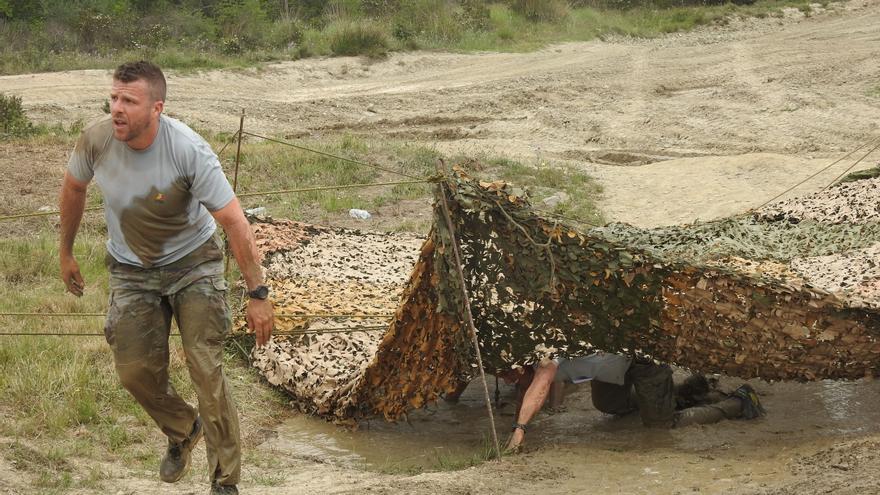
xmin=507 ymin=362 xmax=557 ymax=451
xmin=211 ymin=197 xmax=274 ymax=346
xmin=59 ymin=171 xmax=88 ymax=296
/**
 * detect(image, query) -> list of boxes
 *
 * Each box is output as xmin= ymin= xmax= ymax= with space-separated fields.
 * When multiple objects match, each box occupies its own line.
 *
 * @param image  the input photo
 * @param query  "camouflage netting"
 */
xmin=246 ymin=220 xmax=424 ymax=419
xmin=247 ymin=166 xmax=880 ymax=421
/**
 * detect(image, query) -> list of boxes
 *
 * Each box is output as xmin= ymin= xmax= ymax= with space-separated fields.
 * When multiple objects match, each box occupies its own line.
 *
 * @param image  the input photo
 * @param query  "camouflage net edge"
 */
xmin=352 ymin=168 xmax=880 ymax=420
xmin=355 ymin=236 xmax=471 ymax=420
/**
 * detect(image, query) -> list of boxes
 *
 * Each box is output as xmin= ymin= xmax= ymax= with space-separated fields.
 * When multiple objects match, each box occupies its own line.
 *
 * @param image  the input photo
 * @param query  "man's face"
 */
xmin=109 ymin=78 xmax=163 ymax=147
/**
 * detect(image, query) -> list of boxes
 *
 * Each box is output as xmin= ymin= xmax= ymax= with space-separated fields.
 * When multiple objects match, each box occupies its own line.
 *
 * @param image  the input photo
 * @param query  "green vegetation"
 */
xmin=0 ymin=0 xmax=822 ymax=74
xmin=219 ymin=133 xmax=603 ymax=229
xmin=375 ymin=435 xmax=498 ymax=474
xmin=328 ymin=20 xmax=391 ymax=57
xmin=0 ymin=93 xmax=85 ymax=141
xmin=0 ymin=93 xmax=34 ymax=137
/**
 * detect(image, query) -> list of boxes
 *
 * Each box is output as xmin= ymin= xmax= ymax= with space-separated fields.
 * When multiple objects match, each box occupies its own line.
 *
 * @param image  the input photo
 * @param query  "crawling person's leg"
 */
xmin=675 ymin=384 xmax=765 ymax=427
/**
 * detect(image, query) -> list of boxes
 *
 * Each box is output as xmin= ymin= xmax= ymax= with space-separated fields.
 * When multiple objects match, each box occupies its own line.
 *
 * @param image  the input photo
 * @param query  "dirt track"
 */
xmin=3 ymin=1 xmax=880 ymax=494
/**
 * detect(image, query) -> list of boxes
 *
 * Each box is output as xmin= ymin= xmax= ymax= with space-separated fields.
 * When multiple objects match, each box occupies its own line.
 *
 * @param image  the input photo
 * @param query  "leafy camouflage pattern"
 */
xmin=244 ymin=219 xmax=424 ymax=420
xmin=248 ymin=168 xmax=880 ymax=421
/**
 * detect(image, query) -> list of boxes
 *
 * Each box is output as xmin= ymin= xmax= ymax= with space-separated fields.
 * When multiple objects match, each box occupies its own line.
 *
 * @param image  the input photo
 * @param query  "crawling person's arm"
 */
xmin=507 ymin=361 xmax=557 ymax=451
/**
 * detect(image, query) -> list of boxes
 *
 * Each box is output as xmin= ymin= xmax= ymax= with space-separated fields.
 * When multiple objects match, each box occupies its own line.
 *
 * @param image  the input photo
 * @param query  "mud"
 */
xmin=240 ymin=373 xmax=880 ymax=495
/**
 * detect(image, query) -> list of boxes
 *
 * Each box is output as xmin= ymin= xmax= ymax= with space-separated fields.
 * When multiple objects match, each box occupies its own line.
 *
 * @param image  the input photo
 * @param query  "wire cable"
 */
xmin=752 ymin=137 xmax=880 ymax=211
xmin=241 ymin=131 xmax=425 ymax=180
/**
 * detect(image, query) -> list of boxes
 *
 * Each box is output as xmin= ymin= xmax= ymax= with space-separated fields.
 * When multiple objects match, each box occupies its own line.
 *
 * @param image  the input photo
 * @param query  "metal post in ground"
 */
xmin=434 ymin=160 xmax=503 ymax=460
xmin=225 ymin=109 xmax=245 ymax=280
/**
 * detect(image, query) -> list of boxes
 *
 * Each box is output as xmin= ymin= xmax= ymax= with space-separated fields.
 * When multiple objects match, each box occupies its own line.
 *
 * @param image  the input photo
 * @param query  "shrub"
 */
xmin=328 ymin=21 xmax=390 ymax=57
xmin=265 ymin=19 xmax=304 ymax=49
xmin=216 ymin=0 xmax=270 ymax=48
xmin=393 ymin=0 xmax=464 ymax=45
xmin=361 ymin=0 xmax=401 ymax=16
xmin=0 ymin=93 xmax=34 ymax=137
xmin=456 ymin=0 xmax=492 ymax=30
xmin=512 ymin=0 xmax=570 ymax=22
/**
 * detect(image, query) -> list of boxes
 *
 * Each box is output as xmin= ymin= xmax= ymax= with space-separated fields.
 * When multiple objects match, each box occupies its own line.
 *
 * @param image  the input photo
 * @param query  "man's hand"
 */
xmin=59 ymin=171 xmax=88 ymax=297
xmin=211 ymin=197 xmax=275 ymax=347
xmin=60 ymin=254 xmax=85 ymax=297
xmin=246 ymin=298 xmax=273 ymax=347
xmin=506 ymin=427 xmax=525 ymax=453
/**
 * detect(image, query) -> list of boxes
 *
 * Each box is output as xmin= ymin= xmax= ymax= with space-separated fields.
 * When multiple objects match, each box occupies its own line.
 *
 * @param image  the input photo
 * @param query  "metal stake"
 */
xmin=225 ymin=109 xmax=245 ymax=279
xmin=434 ymin=160 xmax=503 ymax=459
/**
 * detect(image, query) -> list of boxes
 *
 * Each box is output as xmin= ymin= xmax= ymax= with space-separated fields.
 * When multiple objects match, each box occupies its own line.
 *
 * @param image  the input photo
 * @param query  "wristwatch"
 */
xmin=247 ymin=285 xmax=270 ymax=300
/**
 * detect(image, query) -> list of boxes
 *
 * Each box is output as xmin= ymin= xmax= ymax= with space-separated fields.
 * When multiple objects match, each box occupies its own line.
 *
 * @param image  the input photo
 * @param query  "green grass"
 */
xmin=209 ymin=133 xmax=604 ymax=230
xmin=0 ymin=0 xmax=822 ymax=75
xmin=375 ymin=435 xmax=498 ymax=474
xmin=868 ymin=85 xmax=880 ymax=98
xmin=328 ymin=20 xmax=391 ymax=58
xmin=0 ymin=231 xmax=290 ymax=491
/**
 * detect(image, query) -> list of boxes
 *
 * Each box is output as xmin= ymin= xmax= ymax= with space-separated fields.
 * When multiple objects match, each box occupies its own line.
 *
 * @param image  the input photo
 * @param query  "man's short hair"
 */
xmin=113 ymin=61 xmax=166 ymax=102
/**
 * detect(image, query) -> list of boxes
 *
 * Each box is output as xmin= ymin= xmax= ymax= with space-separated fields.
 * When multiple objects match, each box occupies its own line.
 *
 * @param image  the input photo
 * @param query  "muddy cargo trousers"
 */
xmin=103 ymin=238 xmax=241 ymax=485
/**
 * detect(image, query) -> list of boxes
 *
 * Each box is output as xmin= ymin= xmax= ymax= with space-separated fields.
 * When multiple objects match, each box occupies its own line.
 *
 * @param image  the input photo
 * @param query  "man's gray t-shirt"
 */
xmin=553 ymin=353 xmax=632 ymax=386
xmin=67 ymin=115 xmax=235 ymax=268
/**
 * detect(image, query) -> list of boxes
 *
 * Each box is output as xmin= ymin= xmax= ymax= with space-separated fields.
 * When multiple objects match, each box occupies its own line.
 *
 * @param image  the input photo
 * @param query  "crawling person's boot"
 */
xmin=731 ymin=384 xmax=765 ymax=419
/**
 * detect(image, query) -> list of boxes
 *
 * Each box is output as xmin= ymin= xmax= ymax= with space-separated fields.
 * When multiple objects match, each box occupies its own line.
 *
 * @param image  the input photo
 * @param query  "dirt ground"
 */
xmin=3 ymin=0 xmax=880 ymax=493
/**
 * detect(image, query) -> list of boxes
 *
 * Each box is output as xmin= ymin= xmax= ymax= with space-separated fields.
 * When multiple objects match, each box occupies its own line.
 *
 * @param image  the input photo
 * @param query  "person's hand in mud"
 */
xmin=501 ymin=362 xmax=557 ymax=454
xmin=506 ymin=425 xmax=526 ymax=453
xmin=60 ymin=254 xmax=85 ymax=297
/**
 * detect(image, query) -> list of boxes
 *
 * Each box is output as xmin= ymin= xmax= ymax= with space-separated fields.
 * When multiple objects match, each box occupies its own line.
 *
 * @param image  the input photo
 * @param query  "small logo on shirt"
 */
xmin=154 ymin=193 xmax=166 ymax=202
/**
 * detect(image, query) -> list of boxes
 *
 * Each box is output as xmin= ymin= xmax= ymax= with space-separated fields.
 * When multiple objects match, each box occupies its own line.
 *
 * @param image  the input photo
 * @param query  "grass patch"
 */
xmin=328 ymin=21 xmax=391 ymax=58
xmin=375 ymin=436 xmax=497 ymax=474
xmin=868 ymin=85 xmax=880 ymax=98
xmin=1 ymin=441 xmax=83 ymax=493
xmin=0 ymin=0 xmax=828 ymax=75
xmin=210 ymin=133 xmax=604 ymax=231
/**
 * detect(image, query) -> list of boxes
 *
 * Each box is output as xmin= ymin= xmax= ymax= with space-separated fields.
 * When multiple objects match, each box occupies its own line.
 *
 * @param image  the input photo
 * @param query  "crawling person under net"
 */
xmin=498 ymin=352 xmax=765 ymax=452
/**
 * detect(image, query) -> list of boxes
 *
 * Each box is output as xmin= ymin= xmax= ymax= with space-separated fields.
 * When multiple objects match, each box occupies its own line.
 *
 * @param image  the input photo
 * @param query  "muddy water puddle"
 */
xmin=259 ymin=376 xmax=513 ymax=472
xmin=259 ymin=373 xmax=880 ymax=479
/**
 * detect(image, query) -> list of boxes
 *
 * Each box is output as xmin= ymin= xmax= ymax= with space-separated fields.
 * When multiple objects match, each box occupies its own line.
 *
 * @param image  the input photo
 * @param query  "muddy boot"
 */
xmin=211 ymin=482 xmax=239 ymax=494
xmin=160 ymin=417 xmax=203 ymax=483
xmin=731 ymin=384 xmax=765 ymax=419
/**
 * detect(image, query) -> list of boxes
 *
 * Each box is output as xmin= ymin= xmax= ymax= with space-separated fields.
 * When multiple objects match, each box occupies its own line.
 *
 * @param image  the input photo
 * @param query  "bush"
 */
xmin=512 ymin=0 xmax=570 ymax=22
xmin=0 ymin=93 xmax=34 ymax=137
xmin=392 ymin=0 xmax=464 ymax=45
xmin=361 ymin=0 xmax=401 ymax=16
xmin=328 ymin=21 xmax=390 ymax=57
xmin=456 ymin=0 xmax=492 ymax=30
xmin=216 ymin=0 xmax=270 ymax=48
xmin=264 ymin=19 xmax=304 ymax=49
